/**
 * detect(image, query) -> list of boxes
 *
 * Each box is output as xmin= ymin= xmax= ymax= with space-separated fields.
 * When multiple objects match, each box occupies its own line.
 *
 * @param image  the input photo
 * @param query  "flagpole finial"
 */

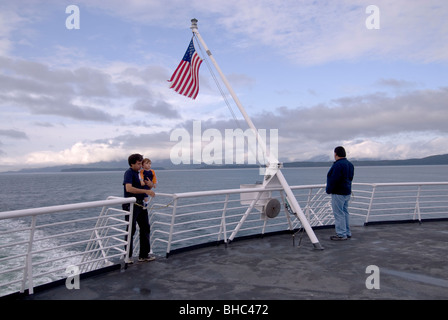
xmin=191 ymin=18 xmax=198 ymax=31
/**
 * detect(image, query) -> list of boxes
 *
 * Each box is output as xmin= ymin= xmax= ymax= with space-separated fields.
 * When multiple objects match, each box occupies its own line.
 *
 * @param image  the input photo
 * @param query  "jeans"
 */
xmin=124 ymin=204 xmax=151 ymax=259
xmin=331 ymin=194 xmax=351 ymax=238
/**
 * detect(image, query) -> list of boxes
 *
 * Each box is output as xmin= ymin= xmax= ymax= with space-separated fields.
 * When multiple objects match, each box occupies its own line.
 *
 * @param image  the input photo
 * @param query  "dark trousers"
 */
xmin=124 ymin=203 xmax=151 ymax=258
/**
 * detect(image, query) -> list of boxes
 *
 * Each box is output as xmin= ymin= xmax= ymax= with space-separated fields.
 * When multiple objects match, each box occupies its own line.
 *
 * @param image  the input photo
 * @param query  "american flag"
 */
xmin=168 ymin=38 xmax=203 ymax=99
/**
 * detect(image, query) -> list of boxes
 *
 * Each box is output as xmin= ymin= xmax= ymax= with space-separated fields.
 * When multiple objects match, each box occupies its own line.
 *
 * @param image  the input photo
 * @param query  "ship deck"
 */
xmin=19 ymin=220 xmax=448 ymax=300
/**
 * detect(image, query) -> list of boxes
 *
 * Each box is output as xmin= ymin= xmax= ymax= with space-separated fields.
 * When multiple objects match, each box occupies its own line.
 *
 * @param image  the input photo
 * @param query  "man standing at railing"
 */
xmin=123 ymin=153 xmax=156 ymax=262
xmin=326 ymin=146 xmax=355 ymax=241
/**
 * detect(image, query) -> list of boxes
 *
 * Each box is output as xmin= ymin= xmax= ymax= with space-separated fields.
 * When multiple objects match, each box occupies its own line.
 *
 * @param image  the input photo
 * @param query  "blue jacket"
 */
xmin=326 ymin=158 xmax=354 ymax=195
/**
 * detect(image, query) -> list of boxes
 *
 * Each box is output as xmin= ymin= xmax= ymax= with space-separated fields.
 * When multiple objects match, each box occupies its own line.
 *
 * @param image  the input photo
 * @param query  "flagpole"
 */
xmin=190 ymin=19 xmax=323 ymax=249
xmin=190 ymin=19 xmax=272 ymax=165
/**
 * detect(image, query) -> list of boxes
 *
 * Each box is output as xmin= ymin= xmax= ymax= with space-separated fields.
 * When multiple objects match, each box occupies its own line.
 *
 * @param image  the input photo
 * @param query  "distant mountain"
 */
xmin=285 ymin=153 xmax=448 ymax=168
xmin=2 ymin=158 xmax=203 ymax=173
xmin=3 ymin=154 xmax=448 ymax=173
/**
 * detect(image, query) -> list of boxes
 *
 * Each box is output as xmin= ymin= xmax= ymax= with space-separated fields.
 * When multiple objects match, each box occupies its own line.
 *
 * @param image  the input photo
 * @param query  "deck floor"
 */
xmin=21 ymin=220 xmax=448 ymax=300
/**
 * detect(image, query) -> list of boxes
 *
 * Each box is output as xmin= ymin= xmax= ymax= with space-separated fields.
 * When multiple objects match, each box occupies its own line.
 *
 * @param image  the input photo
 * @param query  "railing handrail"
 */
xmin=0 ymin=197 xmax=136 ymax=220
xmin=2 ymin=182 xmax=446 ymax=220
xmin=0 ymin=196 xmax=136 ymax=296
xmin=168 ymin=181 xmax=448 ymax=199
xmin=145 ymin=181 xmax=448 ymax=255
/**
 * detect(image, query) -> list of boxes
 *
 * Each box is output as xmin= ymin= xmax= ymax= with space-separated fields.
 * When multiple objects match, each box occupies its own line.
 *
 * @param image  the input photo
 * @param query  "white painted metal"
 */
xmin=0 ymin=197 xmax=135 ymax=296
xmin=190 ymin=18 xmax=322 ymax=249
xmin=147 ymin=181 xmax=448 ymax=255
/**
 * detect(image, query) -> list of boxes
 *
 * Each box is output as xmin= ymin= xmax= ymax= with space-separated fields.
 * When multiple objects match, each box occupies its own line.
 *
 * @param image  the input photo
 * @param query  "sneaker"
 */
xmin=126 ymin=259 xmax=134 ymax=264
xmin=330 ymin=235 xmax=347 ymax=241
xmin=138 ymin=255 xmax=156 ymax=262
xmin=347 ymin=235 xmax=352 ymax=239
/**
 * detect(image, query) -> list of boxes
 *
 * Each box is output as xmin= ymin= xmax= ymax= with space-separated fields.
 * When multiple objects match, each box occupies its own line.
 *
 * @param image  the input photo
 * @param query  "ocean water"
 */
xmin=1 ymin=165 xmax=448 ymax=212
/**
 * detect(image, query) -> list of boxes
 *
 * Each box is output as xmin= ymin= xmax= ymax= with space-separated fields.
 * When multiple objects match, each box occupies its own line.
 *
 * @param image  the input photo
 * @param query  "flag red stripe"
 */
xmin=169 ymin=62 xmax=188 ymax=90
xmin=168 ymin=42 xmax=202 ymax=99
xmin=172 ymin=62 xmax=191 ymax=93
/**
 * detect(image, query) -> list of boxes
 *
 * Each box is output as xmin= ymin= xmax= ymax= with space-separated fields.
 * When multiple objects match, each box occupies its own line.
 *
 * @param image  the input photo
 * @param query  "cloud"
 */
xmin=210 ymin=0 xmax=448 ymax=65
xmin=0 ymin=129 xmax=28 ymax=140
xmin=4 ymin=1 xmax=448 ymax=67
xmin=133 ymin=99 xmax=181 ymax=119
xmin=0 ymin=5 xmax=29 ymax=55
xmin=253 ymin=87 xmax=448 ymax=142
xmin=25 ymin=141 xmax=126 ymax=166
xmin=83 ymin=0 xmax=447 ymax=65
xmin=11 ymin=81 xmax=448 ymax=168
xmin=344 ymin=136 xmax=448 ymax=160
xmin=375 ymin=78 xmax=420 ymax=90
xmin=0 ymin=53 xmax=187 ymax=165
xmin=0 ymin=130 xmax=28 ymax=159
xmin=108 ymin=84 xmax=447 ymax=163
xmin=21 ymin=130 xmax=175 ymax=167
xmin=0 ymin=56 xmax=181 ymax=123
xmin=0 ymin=57 xmax=113 ymax=121
xmin=1 ymin=1 xmax=447 ymax=171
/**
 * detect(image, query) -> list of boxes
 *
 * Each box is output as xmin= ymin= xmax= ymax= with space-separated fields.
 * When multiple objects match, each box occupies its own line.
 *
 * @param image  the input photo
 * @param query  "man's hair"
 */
xmin=128 ymin=153 xmax=143 ymax=166
xmin=334 ymin=146 xmax=346 ymax=158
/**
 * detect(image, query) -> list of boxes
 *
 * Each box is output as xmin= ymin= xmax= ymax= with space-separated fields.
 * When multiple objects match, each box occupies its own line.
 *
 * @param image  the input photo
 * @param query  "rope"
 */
xmin=193 ymin=34 xmax=267 ymax=168
xmin=285 ymin=197 xmax=305 ymax=247
xmin=146 ymin=199 xmax=175 ymax=213
xmin=193 ymin=34 xmax=242 ymax=130
xmin=132 ymin=197 xmax=174 ymax=211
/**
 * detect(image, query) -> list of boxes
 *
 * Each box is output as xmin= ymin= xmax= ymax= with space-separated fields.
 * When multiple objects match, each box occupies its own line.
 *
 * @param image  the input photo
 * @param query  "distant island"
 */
xmin=285 ymin=153 xmax=448 ymax=168
xmin=197 ymin=153 xmax=448 ymax=169
xmin=60 ymin=167 xmax=165 ymax=172
xmin=3 ymin=153 xmax=448 ymax=174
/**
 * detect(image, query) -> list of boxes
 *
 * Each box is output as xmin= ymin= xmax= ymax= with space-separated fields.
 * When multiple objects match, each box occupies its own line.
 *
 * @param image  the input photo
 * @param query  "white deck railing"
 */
xmin=1 ymin=182 xmax=448 ymax=297
xmin=0 ymin=197 xmax=135 ymax=296
xmin=147 ymin=182 xmax=448 ymax=256
xmin=349 ymin=182 xmax=448 ymax=223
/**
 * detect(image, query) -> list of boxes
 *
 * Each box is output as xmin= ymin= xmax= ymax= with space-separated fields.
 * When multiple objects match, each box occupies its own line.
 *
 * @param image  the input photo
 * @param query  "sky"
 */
xmin=1 ymin=0 xmax=448 ymax=172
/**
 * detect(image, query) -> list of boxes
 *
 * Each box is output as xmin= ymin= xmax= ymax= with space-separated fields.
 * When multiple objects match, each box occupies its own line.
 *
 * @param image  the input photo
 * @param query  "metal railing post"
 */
xmin=365 ymin=185 xmax=377 ymax=224
xmin=218 ymin=194 xmax=229 ymax=244
xmin=124 ymin=203 xmax=134 ymax=263
xmin=413 ymin=185 xmax=422 ymax=222
xmin=166 ymin=198 xmax=178 ymax=256
xmin=21 ymin=215 xmax=37 ymax=294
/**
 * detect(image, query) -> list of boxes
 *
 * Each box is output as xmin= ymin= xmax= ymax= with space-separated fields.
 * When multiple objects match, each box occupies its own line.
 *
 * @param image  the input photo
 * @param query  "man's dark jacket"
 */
xmin=326 ymin=158 xmax=354 ymax=195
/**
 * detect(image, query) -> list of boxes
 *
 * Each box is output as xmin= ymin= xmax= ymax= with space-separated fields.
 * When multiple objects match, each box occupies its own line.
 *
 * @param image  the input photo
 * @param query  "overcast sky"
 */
xmin=1 ymin=0 xmax=448 ymax=172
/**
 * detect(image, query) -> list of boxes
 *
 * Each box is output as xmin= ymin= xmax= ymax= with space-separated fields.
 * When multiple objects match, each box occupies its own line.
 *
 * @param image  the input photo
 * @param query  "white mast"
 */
xmin=190 ymin=19 xmax=323 ymax=249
